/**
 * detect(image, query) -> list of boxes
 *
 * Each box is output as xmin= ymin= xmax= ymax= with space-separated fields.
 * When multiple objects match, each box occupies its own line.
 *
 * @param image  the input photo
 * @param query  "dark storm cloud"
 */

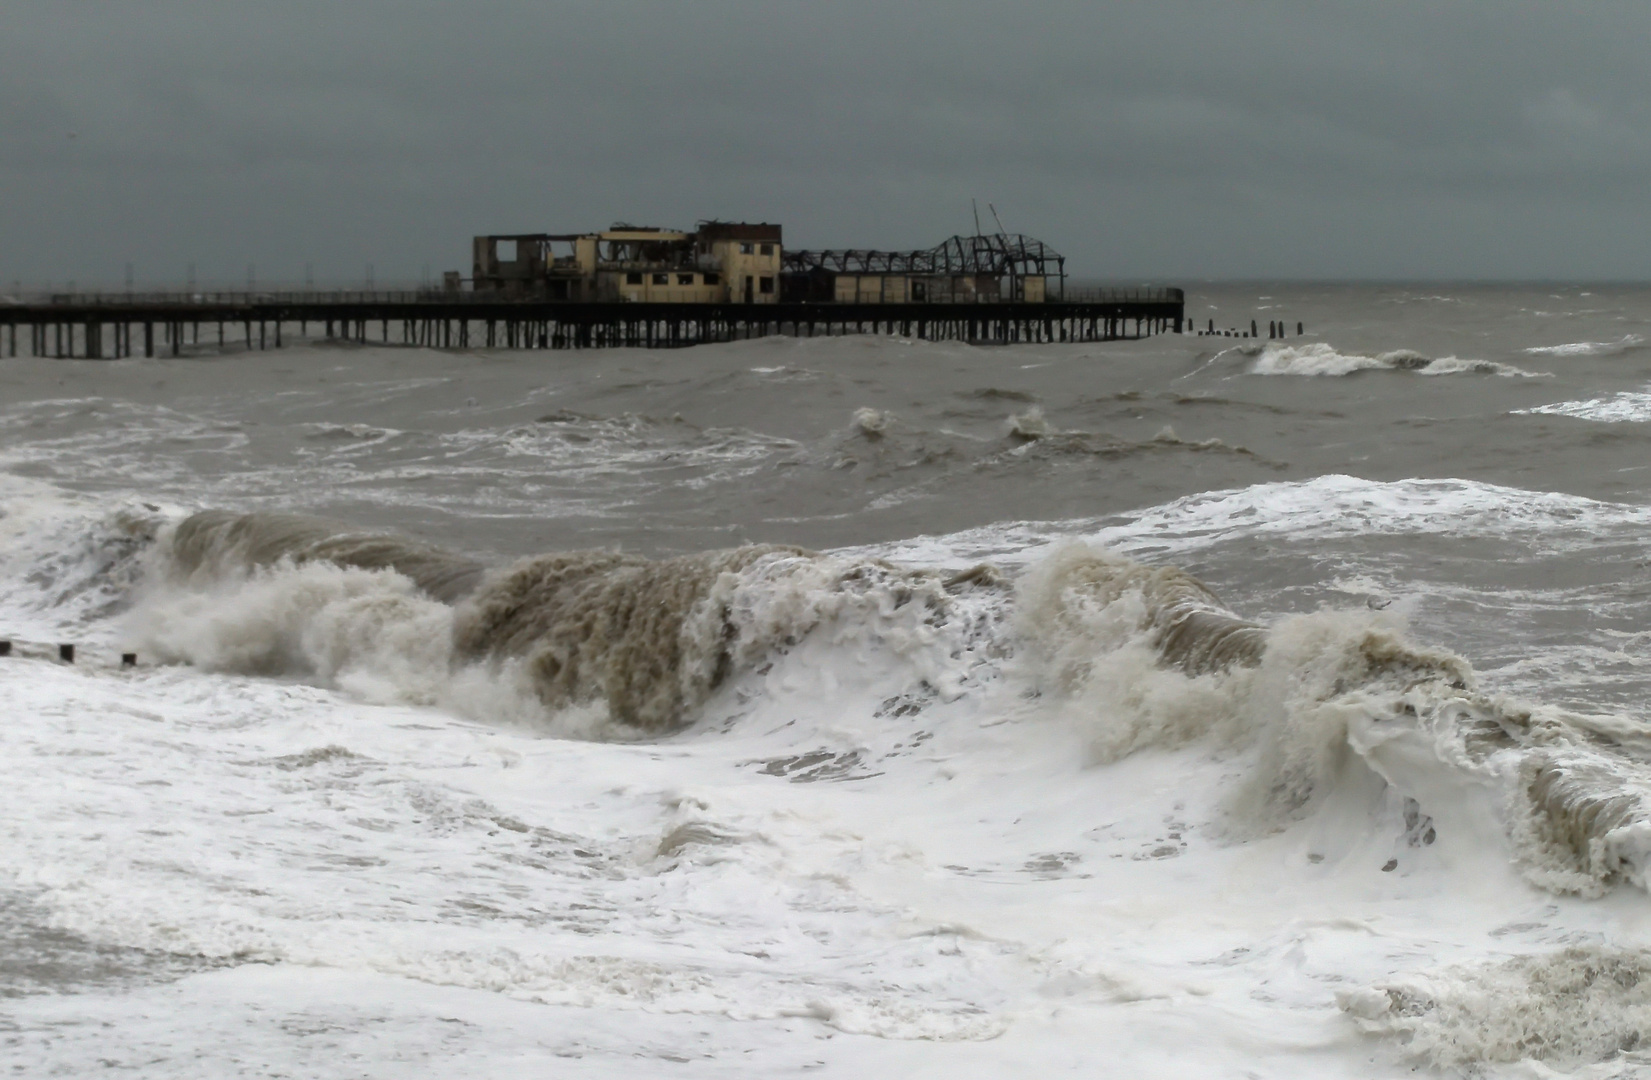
xmin=6 ymin=1 xmax=1651 ymax=285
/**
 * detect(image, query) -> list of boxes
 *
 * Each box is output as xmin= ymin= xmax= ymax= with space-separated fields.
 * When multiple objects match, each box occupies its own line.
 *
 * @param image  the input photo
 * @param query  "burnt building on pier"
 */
xmin=780 ymin=233 xmax=1065 ymax=304
xmin=472 ymin=223 xmax=782 ymax=304
xmin=470 ymin=222 xmax=1066 ymax=305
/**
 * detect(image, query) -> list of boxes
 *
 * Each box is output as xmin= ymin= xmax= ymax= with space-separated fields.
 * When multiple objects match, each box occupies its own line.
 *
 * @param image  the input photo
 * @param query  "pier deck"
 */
xmin=0 ymin=292 xmax=1184 ymax=358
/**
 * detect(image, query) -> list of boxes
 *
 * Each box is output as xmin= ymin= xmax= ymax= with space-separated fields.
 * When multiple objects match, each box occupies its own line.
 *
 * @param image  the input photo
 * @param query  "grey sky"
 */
xmin=7 ymin=1 xmax=1651 ymax=285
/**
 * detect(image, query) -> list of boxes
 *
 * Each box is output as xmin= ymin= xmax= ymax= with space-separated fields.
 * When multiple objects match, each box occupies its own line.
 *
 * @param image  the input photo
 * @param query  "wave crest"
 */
xmin=124 ymin=515 xmax=1651 ymax=897
xmin=1252 ymin=342 xmax=1546 ymax=378
xmin=168 ymin=510 xmax=485 ymax=602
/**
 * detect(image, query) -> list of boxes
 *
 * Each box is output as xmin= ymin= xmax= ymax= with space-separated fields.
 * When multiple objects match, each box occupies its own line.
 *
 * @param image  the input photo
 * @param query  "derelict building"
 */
xmin=471 ymin=221 xmax=1066 ymax=305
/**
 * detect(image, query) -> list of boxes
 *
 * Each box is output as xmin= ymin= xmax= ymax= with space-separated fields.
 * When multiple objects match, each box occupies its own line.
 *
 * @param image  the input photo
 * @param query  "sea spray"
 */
xmin=1010 ymin=540 xmax=1651 ymax=881
xmin=134 ymin=561 xmax=457 ymax=704
xmin=131 ymin=515 xmax=1651 ymax=896
xmin=135 ymin=511 xmax=1014 ymax=733
xmin=166 ymin=509 xmax=485 ymax=602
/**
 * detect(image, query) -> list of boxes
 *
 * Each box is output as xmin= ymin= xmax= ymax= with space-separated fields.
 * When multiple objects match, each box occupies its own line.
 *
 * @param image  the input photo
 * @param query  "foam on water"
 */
xmin=45 ymin=503 xmax=1651 ymax=905
xmin=1251 ymin=341 xmax=1548 ymax=378
xmin=1517 ymin=389 xmax=1651 ymax=424
xmin=862 ymin=474 xmax=1651 ymax=572
xmin=10 ymin=469 xmax=1651 ymax=1071
xmin=9 ymin=495 xmax=1651 ymax=1076
xmin=1341 ymin=946 xmax=1651 ymax=1070
xmin=1524 ymin=334 xmax=1646 ymax=357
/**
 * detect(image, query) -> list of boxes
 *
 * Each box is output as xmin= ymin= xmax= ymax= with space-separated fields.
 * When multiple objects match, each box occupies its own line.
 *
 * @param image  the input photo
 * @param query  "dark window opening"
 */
xmin=677 ymin=273 xmax=695 ymax=285
xmin=739 ymin=242 xmax=753 ymax=254
xmin=652 ymin=273 xmax=669 ymax=285
xmin=759 ymin=276 xmax=774 ymax=294
xmin=760 ymin=244 xmax=773 ymax=256
xmin=703 ymin=272 xmax=720 ymax=285
xmin=626 ymin=272 xmax=642 ymax=285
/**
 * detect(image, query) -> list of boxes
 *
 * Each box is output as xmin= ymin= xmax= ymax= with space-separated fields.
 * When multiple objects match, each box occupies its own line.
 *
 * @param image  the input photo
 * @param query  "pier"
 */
xmin=0 ymin=290 xmax=1184 ymax=358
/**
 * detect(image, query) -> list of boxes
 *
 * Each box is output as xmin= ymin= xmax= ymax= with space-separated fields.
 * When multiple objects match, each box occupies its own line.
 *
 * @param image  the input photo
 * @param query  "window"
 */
xmin=652 ymin=273 xmax=668 ymax=285
xmin=677 ymin=273 xmax=695 ymax=285
xmin=739 ymin=242 xmax=753 ymax=254
xmin=760 ymin=244 xmax=773 ymax=256
xmin=495 ymin=239 xmax=517 ymax=262
xmin=759 ymin=276 xmax=774 ymax=294
xmin=703 ymin=272 xmax=720 ymax=285
xmin=626 ymin=272 xmax=642 ymax=285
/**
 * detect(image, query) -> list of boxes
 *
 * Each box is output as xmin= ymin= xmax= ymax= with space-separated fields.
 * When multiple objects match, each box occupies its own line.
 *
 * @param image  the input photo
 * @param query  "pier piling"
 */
xmin=1 ymin=293 xmax=1184 ymax=355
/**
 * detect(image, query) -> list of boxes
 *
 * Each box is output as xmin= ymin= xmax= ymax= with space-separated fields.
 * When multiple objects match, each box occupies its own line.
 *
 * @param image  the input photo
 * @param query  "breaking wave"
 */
xmin=996 ymin=412 xmax=1268 ymax=464
xmin=1524 ymin=334 xmax=1645 ymax=357
xmin=1019 ymin=542 xmax=1651 ymax=892
xmin=18 ymin=497 xmax=1651 ymax=1066
xmin=132 ymin=510 xmax=1009 ymax=735
xmin=96 ymin=511 xmax=1651 ymax=907
xmin=1251 ymin=342 xmax=1547 ymax=378
xmin=167 ymin=509 xmax=486 ymax=602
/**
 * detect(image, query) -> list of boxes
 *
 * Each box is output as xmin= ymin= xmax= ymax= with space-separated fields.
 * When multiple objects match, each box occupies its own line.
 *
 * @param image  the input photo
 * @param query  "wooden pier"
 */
xmin=0 ymin=291 xmax=1184 ymax=358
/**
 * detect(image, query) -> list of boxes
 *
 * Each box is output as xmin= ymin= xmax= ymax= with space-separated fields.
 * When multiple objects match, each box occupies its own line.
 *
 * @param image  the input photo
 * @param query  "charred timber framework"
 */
xmin=0 ymin=292 xmax=1184 ymax=357
xmin=785 ymin=234 xmax=1065 ymax=284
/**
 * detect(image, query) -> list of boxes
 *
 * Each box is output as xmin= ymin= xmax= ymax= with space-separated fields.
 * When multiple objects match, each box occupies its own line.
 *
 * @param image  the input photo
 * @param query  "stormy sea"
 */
xmin=8 ymin=283 xmax=1651 ymax=1077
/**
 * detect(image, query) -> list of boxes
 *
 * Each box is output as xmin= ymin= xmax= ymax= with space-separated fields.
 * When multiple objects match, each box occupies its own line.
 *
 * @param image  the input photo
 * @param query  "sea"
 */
xmin=6 ymin=283 xmax=1651 ymax=1077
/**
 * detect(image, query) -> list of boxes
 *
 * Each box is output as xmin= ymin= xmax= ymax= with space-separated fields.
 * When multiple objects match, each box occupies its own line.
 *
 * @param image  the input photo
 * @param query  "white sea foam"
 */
xmin=10 ymin=475 xmax=1651 ymax=1076
xmin=850 ymin=406 xmax=890 ymax=438
xmin=1341 ymin=946 xmax=1651 ymax=1070
xmin=1517 ymin=389 xmax=1651 ymax=423
xmin=841 ymin=474 xmax=1651 ymax=577
xmin=1006 ymin=406 xmax=1052 ymax=439
xmin=1524 ymin=334 xmax=1645 ymax=357
xmin=1251 ymin=342 xmax=1547 ymax=378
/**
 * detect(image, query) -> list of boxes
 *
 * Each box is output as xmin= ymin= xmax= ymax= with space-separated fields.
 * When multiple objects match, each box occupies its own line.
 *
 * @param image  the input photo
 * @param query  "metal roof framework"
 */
xmin=783 ymin=233 xmax=1066 ymax=282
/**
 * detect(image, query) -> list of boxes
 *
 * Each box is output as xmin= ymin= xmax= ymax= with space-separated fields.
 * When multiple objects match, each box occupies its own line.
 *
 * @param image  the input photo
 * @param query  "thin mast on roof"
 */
xmin=972 ymin=199 xmax=983 ymax=238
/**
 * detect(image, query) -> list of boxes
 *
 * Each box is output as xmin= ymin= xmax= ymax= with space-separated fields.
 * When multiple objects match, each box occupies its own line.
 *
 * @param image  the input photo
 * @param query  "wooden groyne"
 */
xmin=0 ymin=290 xmax=1184 ymax=357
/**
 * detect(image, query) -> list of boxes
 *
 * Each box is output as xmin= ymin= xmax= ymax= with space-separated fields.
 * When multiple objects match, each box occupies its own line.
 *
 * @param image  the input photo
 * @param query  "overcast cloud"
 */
xmin=6 ymin=1 xmax=1651 ymax=285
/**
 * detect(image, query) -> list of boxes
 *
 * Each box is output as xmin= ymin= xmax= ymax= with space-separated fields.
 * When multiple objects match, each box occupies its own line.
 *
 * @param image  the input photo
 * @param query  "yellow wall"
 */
xmin=711 ymin=239 xmax=782 ymax=304
xmin=600 ymin=271 xmax=723 ymax=303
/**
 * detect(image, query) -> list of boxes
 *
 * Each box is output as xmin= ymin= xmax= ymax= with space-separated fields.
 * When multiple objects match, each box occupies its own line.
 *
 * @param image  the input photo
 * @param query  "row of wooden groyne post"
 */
xmin=0 ymin=639 xmax=137 ymax=667
xmin=0 ymin=294 xmax=1186 ymax=358
xmin=1196 ymin=319 xmax=1307 ymax=339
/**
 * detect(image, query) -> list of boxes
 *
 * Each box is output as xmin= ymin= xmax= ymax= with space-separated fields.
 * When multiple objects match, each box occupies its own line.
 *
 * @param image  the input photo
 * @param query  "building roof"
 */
xmin=783 ymin=234 xmax=1064 ymax=277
